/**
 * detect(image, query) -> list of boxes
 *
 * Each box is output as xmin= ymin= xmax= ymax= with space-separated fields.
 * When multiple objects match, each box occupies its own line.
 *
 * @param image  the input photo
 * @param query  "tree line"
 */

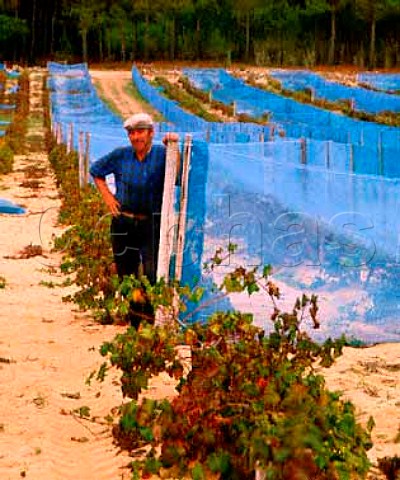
xmin=0 ymin=0 xmax=399 ymax=68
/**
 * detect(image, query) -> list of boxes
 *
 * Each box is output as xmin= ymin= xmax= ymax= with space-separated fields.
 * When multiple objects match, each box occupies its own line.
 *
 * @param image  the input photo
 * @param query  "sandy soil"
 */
xmin=0 ymin=66 xmax=397 ymax=479
xmin=0 ymin=69 xmax=134 ymax=480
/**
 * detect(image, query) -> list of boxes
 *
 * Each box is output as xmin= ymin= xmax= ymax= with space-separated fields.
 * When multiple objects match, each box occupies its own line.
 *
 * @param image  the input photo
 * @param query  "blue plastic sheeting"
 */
xmin=357 ymin=72 xmax=400 ymax=93
xmin=270 ymin=69 xmax=400 ymax=114
xmin=187 ymin=141 xmax=400 ymax=343
xmin=0 ymin=198 xmax=25 ymax=214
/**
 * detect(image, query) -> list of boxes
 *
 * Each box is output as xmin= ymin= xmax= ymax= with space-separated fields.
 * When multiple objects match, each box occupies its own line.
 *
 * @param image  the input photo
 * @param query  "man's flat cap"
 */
xmin=123 ymin=113 xmax=154 ymax=130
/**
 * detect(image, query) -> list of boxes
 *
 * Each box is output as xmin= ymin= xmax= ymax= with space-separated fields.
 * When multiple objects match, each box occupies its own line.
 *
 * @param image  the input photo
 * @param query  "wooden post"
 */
xmin=232 ymin=101 xmax=237 ymax=117
xmin=269 ymin=124 xmax=275 ymax=141
xmin=206 ymin=126 xmax=210 ymax=142
xmin=67 ymin=123 xmax=73 ymax=154
xmin=208 ymin=89 xmax=212 ymax=103
xmin=157 ymin=138 xmax=180 ymax=282
xmin=78 ymin=131 xmax=84 ymax=188
xmin=175 ymin=134 xmax=192 ymax=282
xmin=300 ymin=137 xmax=307 ymax=165
xmin=378 ymin=131 xmax=383 ymax=175
xmin=84 ymin=132 xmax=91 ymax=186
xmin=56 ymin=123 xmax=62 ymax=144
xmin=326 ymin=140 xmax=331 ymax=169
xmin=349 ymin=143 xmax=354 ymax=173
xmin=259 ymin=132 xmax=264 ymax=143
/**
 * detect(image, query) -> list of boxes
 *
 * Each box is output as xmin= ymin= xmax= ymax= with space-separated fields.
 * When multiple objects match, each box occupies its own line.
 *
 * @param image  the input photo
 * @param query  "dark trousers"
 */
xmin=110 ymin=214 xmax=160 ymax=283
xmin=110 ymin=213 xmax=161 ymax=327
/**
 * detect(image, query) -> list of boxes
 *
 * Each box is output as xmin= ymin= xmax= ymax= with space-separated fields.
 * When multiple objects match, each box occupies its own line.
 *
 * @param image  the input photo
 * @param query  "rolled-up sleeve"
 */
xmin=89 ymin=148 xmax=120 ymax=179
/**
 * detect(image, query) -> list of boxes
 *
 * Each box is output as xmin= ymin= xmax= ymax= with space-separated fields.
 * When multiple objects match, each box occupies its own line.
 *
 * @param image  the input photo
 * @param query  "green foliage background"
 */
xmin=0 ymin=0 xmax=399 ymax=68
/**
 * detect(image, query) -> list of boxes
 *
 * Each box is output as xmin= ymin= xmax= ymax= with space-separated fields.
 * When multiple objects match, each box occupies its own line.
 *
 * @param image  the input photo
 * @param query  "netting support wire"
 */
xmin=78 ymin=131 xmax=84 ymax=188
xmin=84 ymin=132 xmax=91 ymax=186
xmin=175 ymin=134 xmax=192 ymax=282
xmin=300 ymin=137 xmax=307 ymax=165
xmin=67 ymin=123 xmax=73 ymax=154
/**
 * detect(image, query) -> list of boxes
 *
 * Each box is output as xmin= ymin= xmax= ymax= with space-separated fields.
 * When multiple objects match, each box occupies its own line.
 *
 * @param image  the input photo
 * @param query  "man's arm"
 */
xmin=93 ymin=177 xmax=121 ymax=216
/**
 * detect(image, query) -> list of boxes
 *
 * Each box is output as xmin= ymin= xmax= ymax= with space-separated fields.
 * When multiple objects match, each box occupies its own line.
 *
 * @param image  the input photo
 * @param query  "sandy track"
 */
xmin=90 ymin=69 xmax=160 ymax=120
xmin=0 ymin=70 xmax=131 ymax=480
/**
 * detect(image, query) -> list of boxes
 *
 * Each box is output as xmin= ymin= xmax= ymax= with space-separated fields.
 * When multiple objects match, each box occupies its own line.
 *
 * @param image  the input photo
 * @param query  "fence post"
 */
xmin=206 ymin=126 xmax=210 ymax=142
xmin=67 ymin=123 xmax=73 ymax=154
xmin=56 ymin=123 xmax=62 ymax=144
xmin=378 ymin=132 xmax=383 ymax=175
xmin=208 ymin=89 xmax=212 ymax=103
xmin=300 ymin=137 xmax=307 ymax=165
xmin=157 ymin=137 xmax=180 ymax=282
xmin=349 ymin=143 xmax=354 ymax=173
xmin=269 ymin=124 xmax=275 ymax=141
xmin=78 ymin=131 xmax=84 ymax=188
xmin=84 ymin=132 xmax=91 ymax=186
xmin=232 ymin=101 xmax=237 ymax=117
xmin=175 ymin=134 xmax=192 ymax=282
xmin=326 ymin=140 xmax=331 ymax=169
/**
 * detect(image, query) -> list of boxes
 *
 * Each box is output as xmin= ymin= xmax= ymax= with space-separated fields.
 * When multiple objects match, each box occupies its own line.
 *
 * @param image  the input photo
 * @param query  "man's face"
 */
xmin=127 ymin=128 xmax=154 ymax=157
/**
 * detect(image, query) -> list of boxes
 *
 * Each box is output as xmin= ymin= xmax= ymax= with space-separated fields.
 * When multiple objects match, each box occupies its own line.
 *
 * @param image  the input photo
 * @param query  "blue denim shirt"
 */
xmin=89 ymin=144 xmax=166 ymax=215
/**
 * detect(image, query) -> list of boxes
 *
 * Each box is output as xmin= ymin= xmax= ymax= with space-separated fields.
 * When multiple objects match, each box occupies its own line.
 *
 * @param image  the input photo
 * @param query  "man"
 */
xmin=89 ymin=112 xmax=179 ymax=325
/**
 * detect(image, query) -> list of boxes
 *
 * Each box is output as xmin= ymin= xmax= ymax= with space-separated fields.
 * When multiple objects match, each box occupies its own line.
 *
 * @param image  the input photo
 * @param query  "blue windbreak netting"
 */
xmin=357 ymin=72 xmax=400 ymax=93
xmin=47 ymin=61 xmax=89 ymax=75
xmin=48 ymin=62 xmax=125 ymax=157
xmin=183 ymin=68 xmax=400 ymax=166
xmin=270 ymin=69 xmax=400 ymax=114
xmin=184 ymin=141 xmax=400 ymax=343
xmin=48 ymin=62 xmax=400 ymax=343
xmin=132 ymin=66 xmax=273 ymax=142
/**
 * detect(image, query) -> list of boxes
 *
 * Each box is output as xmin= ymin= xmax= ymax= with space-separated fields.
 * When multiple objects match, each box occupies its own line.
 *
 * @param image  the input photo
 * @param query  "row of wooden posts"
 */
xmin=53 ymin=120 xmax=385 ymax=183
xmin=52 ymin=121 xmax=91 ymax=188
